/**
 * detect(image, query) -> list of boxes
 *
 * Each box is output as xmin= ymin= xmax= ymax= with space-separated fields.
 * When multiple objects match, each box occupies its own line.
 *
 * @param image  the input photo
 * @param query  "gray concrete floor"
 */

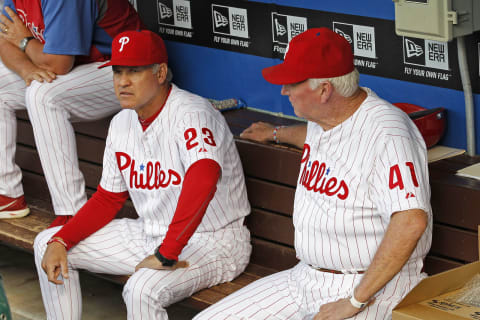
xmin=0 ymin=245 xmax=199 ymax=319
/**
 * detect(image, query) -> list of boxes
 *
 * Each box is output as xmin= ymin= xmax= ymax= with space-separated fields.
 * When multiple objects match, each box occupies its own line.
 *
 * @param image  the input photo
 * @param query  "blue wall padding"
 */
xmin=162 ymin=1 xmax=479 ymax=151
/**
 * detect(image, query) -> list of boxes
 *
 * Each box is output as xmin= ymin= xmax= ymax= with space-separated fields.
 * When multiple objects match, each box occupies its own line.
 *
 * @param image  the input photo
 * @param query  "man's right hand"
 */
xmin=241 ymin=122 xmax=307 ymax=149
xmin=41 ymin=242 xmax=69 ymax=285
xmin=21 ymin=65 xmax=56 ymax=86
xmin=240 ymin=122 xmax=275 ymax=143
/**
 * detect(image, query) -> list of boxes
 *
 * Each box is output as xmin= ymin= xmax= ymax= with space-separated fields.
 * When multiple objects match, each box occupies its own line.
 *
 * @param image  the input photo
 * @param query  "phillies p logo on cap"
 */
xmin=118 ymin=36 xmax=130 ymax=52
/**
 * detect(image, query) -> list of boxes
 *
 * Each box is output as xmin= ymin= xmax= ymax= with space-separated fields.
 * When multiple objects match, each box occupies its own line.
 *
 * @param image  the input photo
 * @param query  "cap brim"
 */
xmin=262 ymin=62 xmax=309 ymax=85
xmin=97 ymin=57 xmax=163 ymax=69
xmin=98 ymin=61 xmax=113 ymax=69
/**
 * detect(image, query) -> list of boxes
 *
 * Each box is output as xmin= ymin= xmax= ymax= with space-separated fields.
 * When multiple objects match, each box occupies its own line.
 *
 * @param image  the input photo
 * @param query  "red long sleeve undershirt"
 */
xmin=53 ymin=159 xmax=221 ymax=260
xmin=159 ymin=159 xmax=220 ymax=260
xmin=54 ymin=185 xmax=128 ymax=250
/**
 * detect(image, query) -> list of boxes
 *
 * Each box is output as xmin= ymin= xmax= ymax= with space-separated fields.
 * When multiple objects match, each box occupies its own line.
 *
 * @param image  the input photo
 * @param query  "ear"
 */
xmin=156 ymin=63 xmax=169 ymax=84
xmin=318 ymin=81 xmax=333 ymax=103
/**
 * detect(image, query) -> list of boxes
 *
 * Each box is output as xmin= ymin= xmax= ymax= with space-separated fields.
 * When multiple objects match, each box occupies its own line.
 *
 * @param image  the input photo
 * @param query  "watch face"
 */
xmin=20 ymin=38 xmax=27 ymax=50
xmin=20 ymin=37 xmax=33 ymax=51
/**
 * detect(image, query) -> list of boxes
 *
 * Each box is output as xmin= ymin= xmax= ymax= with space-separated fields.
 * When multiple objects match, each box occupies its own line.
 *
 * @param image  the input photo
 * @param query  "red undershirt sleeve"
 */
xmin=53 ymin=185 xmax=129 ymax=250
xmin=158 ymin=158 xmax=221 ymax=260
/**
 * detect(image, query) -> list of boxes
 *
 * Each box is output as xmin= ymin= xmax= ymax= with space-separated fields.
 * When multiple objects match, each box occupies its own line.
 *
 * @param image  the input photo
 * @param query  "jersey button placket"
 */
xmin=143 ymin=135 xmax=153 ymax=158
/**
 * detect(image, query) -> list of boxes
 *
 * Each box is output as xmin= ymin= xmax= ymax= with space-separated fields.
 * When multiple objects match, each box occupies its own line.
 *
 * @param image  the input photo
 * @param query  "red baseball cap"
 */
xmin=99 ymin=30 xmax=168 ymax=68
xmin=262 ymin=27 xmax=354 ymax=85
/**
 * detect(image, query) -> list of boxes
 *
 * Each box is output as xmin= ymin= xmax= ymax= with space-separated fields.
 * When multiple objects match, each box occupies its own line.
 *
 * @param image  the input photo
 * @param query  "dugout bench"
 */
xmin=0 ymin=108 xmax=479 ymax=312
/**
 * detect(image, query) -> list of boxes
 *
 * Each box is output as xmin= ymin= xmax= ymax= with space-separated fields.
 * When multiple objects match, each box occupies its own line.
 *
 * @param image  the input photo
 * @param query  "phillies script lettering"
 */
xmin=116 ymin=152 xmax=181 ymax=189
xmin=299 ymin=144 xmax=349 ymax=200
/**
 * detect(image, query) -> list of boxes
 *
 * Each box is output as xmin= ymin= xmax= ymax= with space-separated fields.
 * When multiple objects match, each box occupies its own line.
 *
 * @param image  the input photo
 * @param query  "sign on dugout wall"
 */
xmin=136 ymin=0 xmax=480 ymax=93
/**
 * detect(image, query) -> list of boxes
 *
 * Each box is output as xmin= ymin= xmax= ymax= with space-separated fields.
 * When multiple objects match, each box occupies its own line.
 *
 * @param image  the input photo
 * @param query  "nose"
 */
xmin=281 ymin=85 xmax=289 ymax=96
xmin=116 ymin=73 xmax=131 ymax=87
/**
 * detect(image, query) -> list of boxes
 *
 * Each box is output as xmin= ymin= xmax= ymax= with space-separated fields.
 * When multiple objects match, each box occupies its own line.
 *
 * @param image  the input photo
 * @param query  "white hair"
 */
xmin=308 ymin=68 xmax=359 ymax=97
xmin=152 ymin=64 xmax=173 ymax=83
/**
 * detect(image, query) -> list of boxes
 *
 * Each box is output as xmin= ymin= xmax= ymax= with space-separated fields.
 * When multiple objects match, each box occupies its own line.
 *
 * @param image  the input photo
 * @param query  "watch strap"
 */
xmin=350 ymin=294 xmax=367 ymax=309
xmin=154 ymin=246 xmax=176 ymax=267
xmin=20 ymin=36 xmax=35 ymax=52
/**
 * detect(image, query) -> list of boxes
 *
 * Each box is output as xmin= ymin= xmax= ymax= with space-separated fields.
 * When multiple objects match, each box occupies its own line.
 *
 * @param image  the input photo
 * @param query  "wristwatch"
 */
xmin=154 ymin=245 xmax=176 ymax=267
xmin=19 ymin=36 xmax=35 ymax=52
xmin=349 ymin=293 xmax=368 ymax=309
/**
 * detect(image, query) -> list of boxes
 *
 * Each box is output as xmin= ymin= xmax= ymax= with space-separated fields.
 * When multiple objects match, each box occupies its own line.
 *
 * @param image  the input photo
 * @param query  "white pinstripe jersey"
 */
xmin=100 ymin=84 xmax=250 ymax=236
xmin=293 ymin=88 xmax=432 ymax=273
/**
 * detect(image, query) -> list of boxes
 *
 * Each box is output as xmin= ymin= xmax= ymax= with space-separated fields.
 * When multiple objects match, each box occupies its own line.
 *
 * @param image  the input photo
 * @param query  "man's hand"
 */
xmin=313 ymin=298 xmax=374 ymax=320
xmin=0 ymin=7 xmax=33 ymax=47
xmin=240 ymin=122 xmax=275 ymax=143
xmin=21 ymin=65 xmax=56 ymax=86
xmin=41 ymin=242 xmax=69 ymax=285
xmin=135 ymin=254 xmax=189 ymax=272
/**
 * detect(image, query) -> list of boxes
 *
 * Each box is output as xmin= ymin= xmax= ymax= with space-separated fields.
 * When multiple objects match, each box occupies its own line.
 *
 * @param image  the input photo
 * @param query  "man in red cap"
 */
xmin=33 ymin=30 xmax=251 ymax=319
xmin=195 ymin=28 xmax=431 ymax=320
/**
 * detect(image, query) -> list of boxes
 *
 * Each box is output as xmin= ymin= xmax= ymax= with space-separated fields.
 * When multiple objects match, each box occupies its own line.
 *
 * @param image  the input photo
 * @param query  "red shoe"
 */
xmin=0 ymin=195 xmax=30 ymax=219
xmin=48 ymin=215 xmax=73 ymax=229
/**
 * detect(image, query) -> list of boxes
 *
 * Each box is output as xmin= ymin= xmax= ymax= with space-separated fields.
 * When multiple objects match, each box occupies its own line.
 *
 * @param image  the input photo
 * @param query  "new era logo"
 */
xmin=405 ymin=38 xmax=423 ymax=58
xmin=159 ymin=2 xmax=172 ymax=19
xmin=403 ymin=37 xmax=449 ymax=70
xmin=274 ymin=18 xmax=286 ymax=36
xmin=334 ymin=27 xmax=352 ymax=44
xmin=213 ymin=10 xmax=228 ymax=28
xmin=333 ymin=22 xmax=376 ymax=59
xmin=271 ymin=13 xmax=307 ymax=45
xmin=212 ymin=4 xmax=248 ymax=39
xmin=157 ymin=0 xmax=192 ymax=29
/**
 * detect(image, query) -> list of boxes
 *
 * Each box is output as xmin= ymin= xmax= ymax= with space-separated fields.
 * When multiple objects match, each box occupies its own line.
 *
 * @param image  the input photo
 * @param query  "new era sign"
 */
xmin=333 ymin=22 xmax=376 ymax=59
xmin=157 ymin=0 xmax=192 ymax=29
xmin=403 ymin=37 xmax=449 ymax=70
xmin=212 ymin=4 xmax=249 ymax=39
xmin=272 ymin=13 xmax=307 ymax=45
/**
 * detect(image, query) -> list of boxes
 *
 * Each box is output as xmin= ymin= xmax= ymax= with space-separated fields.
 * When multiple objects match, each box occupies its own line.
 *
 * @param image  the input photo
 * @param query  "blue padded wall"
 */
xmin=140 ymin=0 xmax=480 ymax=151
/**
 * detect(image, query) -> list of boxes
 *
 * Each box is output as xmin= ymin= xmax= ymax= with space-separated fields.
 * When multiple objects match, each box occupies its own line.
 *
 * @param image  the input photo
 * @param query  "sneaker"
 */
xmin=0 ymin=195 xmax=30 ymax=219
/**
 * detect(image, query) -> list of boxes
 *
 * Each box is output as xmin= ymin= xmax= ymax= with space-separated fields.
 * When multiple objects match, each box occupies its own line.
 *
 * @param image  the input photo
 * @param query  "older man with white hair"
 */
xmin=195 ymin=27 xmax=432 ymax=320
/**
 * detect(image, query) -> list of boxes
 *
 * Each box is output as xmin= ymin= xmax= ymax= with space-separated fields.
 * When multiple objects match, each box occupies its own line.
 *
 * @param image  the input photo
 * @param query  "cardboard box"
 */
xmin=393 ymin=227 xmax=480 ymax=319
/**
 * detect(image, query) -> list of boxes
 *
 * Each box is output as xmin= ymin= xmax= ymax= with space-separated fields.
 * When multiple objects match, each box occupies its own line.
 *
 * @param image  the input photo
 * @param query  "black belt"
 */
xmin=309 ymin=265 xmax=366 ymax=274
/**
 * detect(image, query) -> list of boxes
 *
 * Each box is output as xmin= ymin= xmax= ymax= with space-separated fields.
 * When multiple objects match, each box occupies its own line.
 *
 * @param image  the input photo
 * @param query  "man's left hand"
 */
xmin=313 ymin=298 xmax=372 ymax=320
xmin=0 ymin=7 xmax=33 ymax=47
xmin=135 ymin=254 xmax=189 ymax=272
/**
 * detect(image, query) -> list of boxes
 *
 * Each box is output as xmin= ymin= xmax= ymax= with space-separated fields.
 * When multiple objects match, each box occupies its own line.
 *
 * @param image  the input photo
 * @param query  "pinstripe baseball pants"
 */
xmin=34 ymin=218 xmax=251 ymax=320
xmin=194 ymin=261 xmax=426 ymax=320
xmin=0 ymin=60 xmax=120 ymax=215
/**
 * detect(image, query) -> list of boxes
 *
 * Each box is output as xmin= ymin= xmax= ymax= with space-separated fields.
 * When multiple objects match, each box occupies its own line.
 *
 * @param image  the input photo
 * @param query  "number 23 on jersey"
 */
xmin=184 ymin=127 xmax=217 ymax=151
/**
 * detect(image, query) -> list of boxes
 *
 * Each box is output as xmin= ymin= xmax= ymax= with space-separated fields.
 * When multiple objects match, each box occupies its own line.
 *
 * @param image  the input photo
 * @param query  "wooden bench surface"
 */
xmin=2 ymin=108 xmax=480 ymax=310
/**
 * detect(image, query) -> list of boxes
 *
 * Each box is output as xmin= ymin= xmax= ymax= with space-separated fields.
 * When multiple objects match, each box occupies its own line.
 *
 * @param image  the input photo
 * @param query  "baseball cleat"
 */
xmin=0 ymin=195 xmax=30 ymax=219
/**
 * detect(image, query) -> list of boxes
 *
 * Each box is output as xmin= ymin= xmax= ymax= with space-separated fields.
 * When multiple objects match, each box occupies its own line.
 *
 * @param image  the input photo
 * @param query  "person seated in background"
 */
xmin=195 ymin=27 xmax=432 ymax=320
xmin=0 ymin=0 xmax=142 ymax=227
xmin=34 ymin=30 xmax=251 ymax=320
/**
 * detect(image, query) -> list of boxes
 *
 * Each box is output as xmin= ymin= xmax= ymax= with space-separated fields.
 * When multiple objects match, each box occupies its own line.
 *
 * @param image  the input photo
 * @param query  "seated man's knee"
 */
xmin=33 ymin=228 xmax=58 ymax=258
xmin=122 ymin=270 xmax=172 ymax=309
xmin=24 ymin=81 xmax=61 ymax=115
